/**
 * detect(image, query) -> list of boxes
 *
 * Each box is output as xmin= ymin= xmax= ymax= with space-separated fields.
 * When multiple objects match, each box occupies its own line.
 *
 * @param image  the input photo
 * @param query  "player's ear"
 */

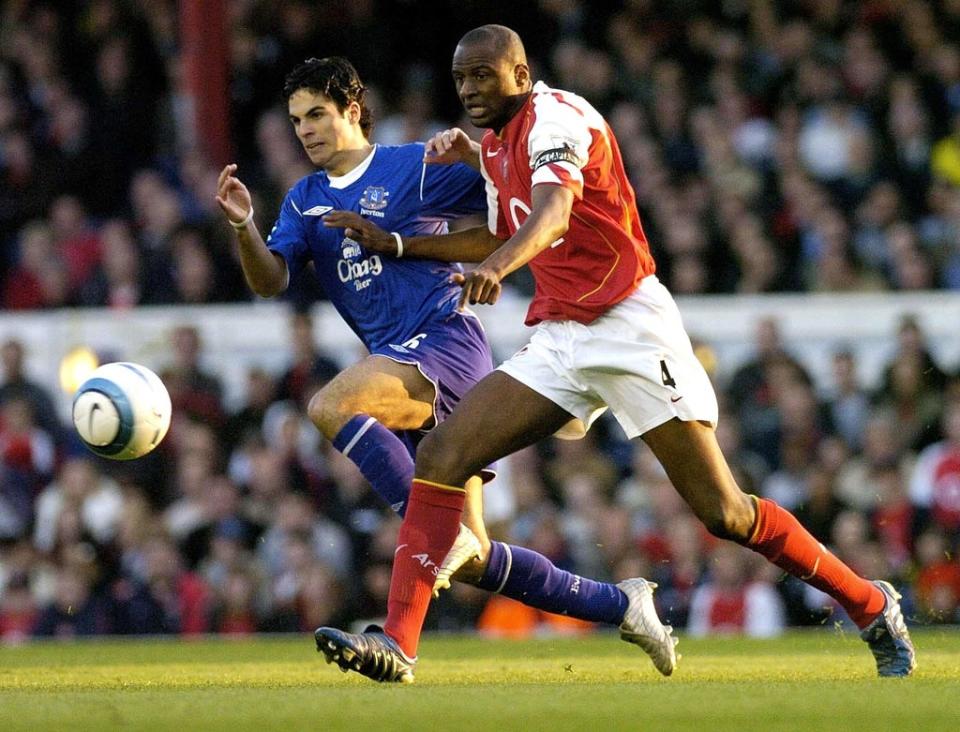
xmin=347 ymin=100 xmax=361 ymax=125
xmin=513 ymin=63 xmax=530 ymax=89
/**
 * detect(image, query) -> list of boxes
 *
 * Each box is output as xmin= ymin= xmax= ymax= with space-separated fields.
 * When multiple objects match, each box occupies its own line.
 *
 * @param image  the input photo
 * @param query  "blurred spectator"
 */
xmin=33 ymin=456 xmax=122 ymax=554
xmin=210 ymin=567 xmax=260 ymax=635
xmin=275 ymin=311 xmax=339 ymax=406
xmin=0 ymin=396 xmax=56 ymax=535
xmin=33 ymin=564 xmax=111 ymax=638
xmin=49 ymin=194 xmax=102 ymax=290
xmin=836 ymin=413 xmax=914 ymax=511
xmin=687 ymin=544 xmax=785 ymax=638
xmin=651 ymin=513 xmax=708 ymax=630
xmin=138 ymin=534 xmax=210 ymax=635
xmin=870 ymin=463 xmax=916 ymax=573
xmin=198 ymin=516 xmax=259 ymax=591
xmin=874 ymin=351 xmax=944 ymax=453
xmin=0 ymin=573 xmax=37 ymax=644
xmin=910 ymin=400 xmax=960 ymax=534
xmin=223 ymin=366 xmax=277 ymax=452
xmin=162 ymin=324 xmax=226 ymax=429
xmin=913 ymin=528 xmax=960 ymax=623
xmin=2 ymin=221 xmax=67 ymax=310
xmin=257 ymin=491 xmax=352 ymax=582
xmin=77 ymin=219 xmax=151 ymax=308
xmin=727 ymin=317 xmax=815 ymax=465
xmin=794 ymin=463 xmax=846 ymax=545
xmin=827 ymin=349 xmax=871 ymax=452
xmin=291 ymin=561 xmax=350 ymax=633
xmin=880 ymin=314 xmax=948 ymax=396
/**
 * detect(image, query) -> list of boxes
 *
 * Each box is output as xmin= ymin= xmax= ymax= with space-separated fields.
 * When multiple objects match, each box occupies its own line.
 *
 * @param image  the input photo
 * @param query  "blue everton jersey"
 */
xmin=266 ymin=144 xmax=486 ymax=351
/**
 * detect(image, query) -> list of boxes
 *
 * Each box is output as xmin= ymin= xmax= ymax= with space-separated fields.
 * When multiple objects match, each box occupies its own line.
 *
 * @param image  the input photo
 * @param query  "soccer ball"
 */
xmin=72 ymin=362 xmax=172 ymax=460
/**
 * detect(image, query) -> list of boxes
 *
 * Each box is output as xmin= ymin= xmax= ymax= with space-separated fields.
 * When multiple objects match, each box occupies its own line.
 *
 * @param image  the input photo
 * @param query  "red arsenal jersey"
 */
xmin=479 ymin=81 xmax=656 ymax=325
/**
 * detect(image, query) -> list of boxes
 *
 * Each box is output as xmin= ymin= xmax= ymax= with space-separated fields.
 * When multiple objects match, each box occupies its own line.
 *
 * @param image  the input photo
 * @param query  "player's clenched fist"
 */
xmin=216 ymin=164 xmax=253 ymax=225
xmin=322 ymin=210 xmax=400 ymax=255
xmin=453 ymin=267 xmax=502 ymax=307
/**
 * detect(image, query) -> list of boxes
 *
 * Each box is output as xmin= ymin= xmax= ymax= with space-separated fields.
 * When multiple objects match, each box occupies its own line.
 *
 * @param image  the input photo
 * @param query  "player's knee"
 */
xmin=699 ymin=494 xmax=755 ymax=542
xmin=307 ymin=389 xmax=350 ymax=439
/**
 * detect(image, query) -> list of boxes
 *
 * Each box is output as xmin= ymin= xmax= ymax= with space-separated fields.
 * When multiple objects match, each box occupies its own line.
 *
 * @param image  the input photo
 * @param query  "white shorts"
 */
xmin=498 ymin=276 xmax=718 ymax=440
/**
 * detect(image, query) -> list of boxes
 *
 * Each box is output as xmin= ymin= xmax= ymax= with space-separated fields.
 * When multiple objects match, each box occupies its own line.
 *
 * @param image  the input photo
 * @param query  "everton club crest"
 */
xmin=359 ymin=186 xmax=390 ymax=211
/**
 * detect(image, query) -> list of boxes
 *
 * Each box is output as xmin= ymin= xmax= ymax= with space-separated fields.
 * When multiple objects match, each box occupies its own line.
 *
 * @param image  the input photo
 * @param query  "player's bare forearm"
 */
xmin=456 ymin=186 xmax=574 ymax=307
xmin=480 ymin=186 xmax=573 ymax=279
xmin=236 ymin=225 xmax=288 ymax=297
xmin=324 ymin=211 xmax=502 ymax=262
xmin=216 ymin=163 xmax=288 ymax=298
xmin=404 ymin=226 xmax=502 ymax=262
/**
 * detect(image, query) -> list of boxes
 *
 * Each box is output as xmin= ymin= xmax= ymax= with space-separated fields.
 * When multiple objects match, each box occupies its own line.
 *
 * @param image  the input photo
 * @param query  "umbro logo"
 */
xmin=303 ymin=205 xmax=333 ymax=216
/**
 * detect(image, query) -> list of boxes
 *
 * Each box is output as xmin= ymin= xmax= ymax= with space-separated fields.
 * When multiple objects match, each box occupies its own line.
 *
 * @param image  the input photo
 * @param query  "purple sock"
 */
xmin=477 ymin=541 xmax=628 ymax=625
xmin=332 ymin=415 xmax=413 ymax=515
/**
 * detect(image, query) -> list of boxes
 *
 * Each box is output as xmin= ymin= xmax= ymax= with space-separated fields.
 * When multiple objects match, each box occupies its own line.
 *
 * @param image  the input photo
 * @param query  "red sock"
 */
xmin=746 ymin=498 xmax=885 ymax=628
xmin=384 ymin=479 xmax=465 ymax=657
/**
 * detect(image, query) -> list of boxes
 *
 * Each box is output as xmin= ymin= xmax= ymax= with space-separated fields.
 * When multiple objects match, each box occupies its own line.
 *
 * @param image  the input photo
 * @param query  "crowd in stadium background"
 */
xmin=1 ymin=0 xmax=960 ymax=641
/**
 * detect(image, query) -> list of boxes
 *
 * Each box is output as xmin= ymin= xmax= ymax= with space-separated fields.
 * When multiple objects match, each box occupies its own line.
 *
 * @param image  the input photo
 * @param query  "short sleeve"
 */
xmin=527 ymin=90 xmax=596 ymax=199
xmin=265 ymin=188 xmax=309 ymax=285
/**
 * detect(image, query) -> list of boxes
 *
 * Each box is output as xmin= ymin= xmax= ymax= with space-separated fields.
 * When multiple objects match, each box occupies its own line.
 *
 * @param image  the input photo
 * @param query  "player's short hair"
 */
xmin=458 ymin=24 xmax=527 ymax=65
xmin=282 ymin=56 xmax=373 ymax=139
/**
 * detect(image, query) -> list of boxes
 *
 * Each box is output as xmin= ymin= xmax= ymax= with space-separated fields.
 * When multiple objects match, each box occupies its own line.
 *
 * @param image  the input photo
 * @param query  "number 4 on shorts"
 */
xmin=660 ymin=359 xmax=677 ymax=388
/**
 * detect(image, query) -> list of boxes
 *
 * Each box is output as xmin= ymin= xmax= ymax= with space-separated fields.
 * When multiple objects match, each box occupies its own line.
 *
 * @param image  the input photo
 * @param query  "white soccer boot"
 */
xmin=617 ymin=578 xmax=679 ymax=676
xmin=432 ymin=523 xmax=483 ymax=598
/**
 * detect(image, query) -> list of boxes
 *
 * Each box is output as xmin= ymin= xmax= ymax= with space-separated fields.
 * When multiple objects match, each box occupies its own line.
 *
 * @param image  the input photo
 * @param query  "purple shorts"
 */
xmin=371 ymin=311 xmax=497 ymax=479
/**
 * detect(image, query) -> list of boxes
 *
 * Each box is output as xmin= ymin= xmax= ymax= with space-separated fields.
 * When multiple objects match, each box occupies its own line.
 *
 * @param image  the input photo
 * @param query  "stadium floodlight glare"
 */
xmin=58 ymin=345 xmax=100 ymax=394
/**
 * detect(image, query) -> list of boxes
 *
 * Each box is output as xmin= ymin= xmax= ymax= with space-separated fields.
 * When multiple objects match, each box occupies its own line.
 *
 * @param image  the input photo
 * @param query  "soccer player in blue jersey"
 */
xmin=216 ymin=57 xmax=675 ymax=675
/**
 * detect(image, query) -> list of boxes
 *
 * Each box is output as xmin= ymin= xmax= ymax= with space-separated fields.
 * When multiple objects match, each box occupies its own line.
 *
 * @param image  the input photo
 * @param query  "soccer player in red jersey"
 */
xmin=316 ymin=24 xmax=915 ymax=682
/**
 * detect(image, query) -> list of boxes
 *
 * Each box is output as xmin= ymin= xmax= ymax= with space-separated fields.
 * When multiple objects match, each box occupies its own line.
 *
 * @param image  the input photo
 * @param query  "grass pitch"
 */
xmin=1 ymin=631 xmax=958 ymax=731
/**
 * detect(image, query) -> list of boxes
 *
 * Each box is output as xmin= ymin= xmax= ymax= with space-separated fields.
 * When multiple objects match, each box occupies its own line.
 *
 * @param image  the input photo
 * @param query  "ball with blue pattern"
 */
xmin=72 ymin=362 xmax=172 ymax=460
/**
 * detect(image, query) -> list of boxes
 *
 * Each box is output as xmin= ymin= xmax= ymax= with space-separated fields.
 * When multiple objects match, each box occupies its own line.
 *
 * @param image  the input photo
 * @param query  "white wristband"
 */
xmin=390 ymin=231 xmax=404 ymax=258
xmin=229 ymin=208 xmax=254 ymax=230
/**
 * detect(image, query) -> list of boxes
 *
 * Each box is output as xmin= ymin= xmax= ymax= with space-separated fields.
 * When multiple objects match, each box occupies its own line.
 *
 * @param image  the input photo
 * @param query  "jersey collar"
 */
xmin=327 ymin=145 xmax=378 ymax=189
xmin=496 ymin=85 xmax=540 ymax=140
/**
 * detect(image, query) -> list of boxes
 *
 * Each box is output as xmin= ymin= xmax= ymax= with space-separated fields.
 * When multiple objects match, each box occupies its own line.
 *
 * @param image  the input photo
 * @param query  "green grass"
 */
xmin=1 ymin=631 xmax=958 ymax=731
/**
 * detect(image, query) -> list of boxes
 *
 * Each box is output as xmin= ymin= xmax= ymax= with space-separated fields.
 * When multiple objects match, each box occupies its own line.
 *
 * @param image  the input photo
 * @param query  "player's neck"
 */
xmin=493 ymin=91 xmax=532 ymax=137
xmin=323 ymin=142 xmax=375 ymax=177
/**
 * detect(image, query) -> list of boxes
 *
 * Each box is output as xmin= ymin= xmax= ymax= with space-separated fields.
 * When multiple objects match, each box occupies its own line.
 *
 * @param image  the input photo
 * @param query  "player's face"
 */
xmin=452 ymin=43 xmax=528 ymax=131
xmin=287 ymin=89 xmax=360 ymax=168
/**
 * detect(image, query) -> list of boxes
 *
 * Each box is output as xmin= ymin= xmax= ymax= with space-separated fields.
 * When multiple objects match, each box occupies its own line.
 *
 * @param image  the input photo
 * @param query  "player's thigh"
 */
xmin=416 ymin=370 xmax=573 ymax=485
xmin=308 ymin=355 xmax=435 ymax=436
xmin=582 ymin=277 xmax=718 ymax=437
xmin=640 ymin=418 xmax=754 ymax=538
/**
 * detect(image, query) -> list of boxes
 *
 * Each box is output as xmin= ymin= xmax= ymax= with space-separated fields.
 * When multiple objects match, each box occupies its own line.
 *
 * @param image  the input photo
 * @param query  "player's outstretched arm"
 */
xmin=423 ymin=128 xmax=481 ymax=171
xmin=457 ymin=185 xmax=574 ymax=308
xmin=216 ymin=164 xmax=288 ymax=298
xmin=323 ymin=211 xmax=502 ymax=263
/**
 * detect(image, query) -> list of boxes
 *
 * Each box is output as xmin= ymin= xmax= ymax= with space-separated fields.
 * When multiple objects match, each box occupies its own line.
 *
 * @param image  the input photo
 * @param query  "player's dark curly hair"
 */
xmin=282 ymin=56 xmax=373 ymax=139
